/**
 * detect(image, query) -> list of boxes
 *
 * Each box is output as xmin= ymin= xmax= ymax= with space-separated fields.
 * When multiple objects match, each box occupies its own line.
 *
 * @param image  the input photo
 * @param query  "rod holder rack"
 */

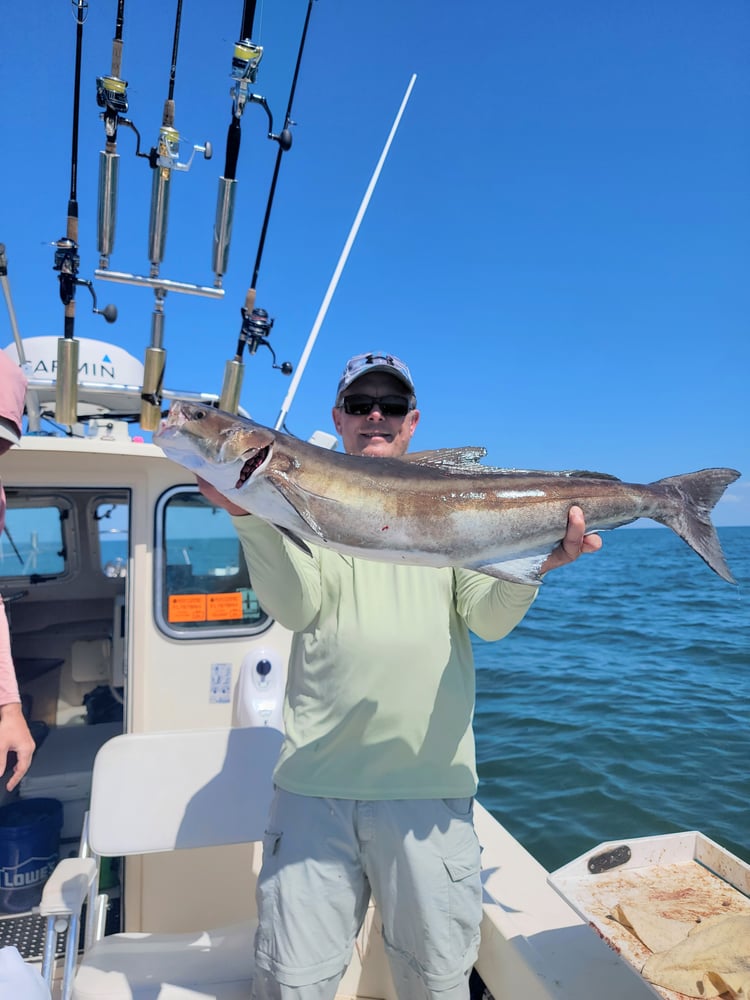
xmin=94 ymin=269 xmax=225 ymax=299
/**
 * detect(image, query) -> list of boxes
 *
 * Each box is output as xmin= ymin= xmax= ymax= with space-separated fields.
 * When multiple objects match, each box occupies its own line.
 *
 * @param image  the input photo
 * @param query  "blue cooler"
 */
xmin=0 ymin=798 xmax=63 ymax=913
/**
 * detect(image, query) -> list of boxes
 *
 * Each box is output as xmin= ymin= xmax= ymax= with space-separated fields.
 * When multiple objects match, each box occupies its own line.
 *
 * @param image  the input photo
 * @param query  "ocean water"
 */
xmin=473 ymin=525 xmax=749 ymax=873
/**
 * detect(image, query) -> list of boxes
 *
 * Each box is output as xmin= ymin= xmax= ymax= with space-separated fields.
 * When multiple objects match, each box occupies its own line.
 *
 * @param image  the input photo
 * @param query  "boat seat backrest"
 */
xmin=87 ymin=726 xmax=282 ymax=857
xmin=40 ymin=726 xmax=282 ymax=999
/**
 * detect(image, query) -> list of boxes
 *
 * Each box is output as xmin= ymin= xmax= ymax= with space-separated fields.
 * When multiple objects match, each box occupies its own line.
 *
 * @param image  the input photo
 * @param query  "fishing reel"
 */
xmin=218 ymin=305 xmax=291 ymax=413
xmin=96 ymin=74 xmax=129 ymax=138
xmin=95 ymin=73 xmax=138 ymax=269
xmin=148 ymin=125 xmax=212 ymax=173
xmin=230 ymin=39 xmax=264 ymax=117
xmin=228 ymin=38 xmax=291 ymax=149
xmin=145 ymin=122 xmax=213 ymax=275
xmin=240 ymin=307 xmax=292 ymax=375
xmin=53 ymin=238 xmax=117 ymax=322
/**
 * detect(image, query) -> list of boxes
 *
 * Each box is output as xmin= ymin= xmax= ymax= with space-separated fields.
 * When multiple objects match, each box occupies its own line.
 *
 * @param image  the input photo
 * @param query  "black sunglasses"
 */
xmin=341 ymin=394 xmax=412 ymax=417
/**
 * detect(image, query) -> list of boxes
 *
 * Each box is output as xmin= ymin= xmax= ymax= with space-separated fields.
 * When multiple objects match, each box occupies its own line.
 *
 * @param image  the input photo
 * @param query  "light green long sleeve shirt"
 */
xmin=234 ymin=514 xmax=537 ymax=799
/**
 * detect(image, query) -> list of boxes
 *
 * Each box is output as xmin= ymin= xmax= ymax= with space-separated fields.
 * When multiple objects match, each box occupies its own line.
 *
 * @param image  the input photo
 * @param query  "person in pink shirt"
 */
xmin=0 ymin=350 xmax=35 ymax=790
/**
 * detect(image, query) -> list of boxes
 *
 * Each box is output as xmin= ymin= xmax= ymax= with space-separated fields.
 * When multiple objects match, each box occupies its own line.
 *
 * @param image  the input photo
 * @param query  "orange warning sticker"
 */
xmin=207 ymin=592 xmax=243 ymax=621
xmin=168 ymin=594 xmax=207 ymax=622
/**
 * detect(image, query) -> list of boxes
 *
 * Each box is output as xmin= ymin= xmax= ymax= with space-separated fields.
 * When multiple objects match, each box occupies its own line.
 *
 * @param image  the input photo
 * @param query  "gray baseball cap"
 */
xmin=335 ymin=352 xmax=416 ymax=406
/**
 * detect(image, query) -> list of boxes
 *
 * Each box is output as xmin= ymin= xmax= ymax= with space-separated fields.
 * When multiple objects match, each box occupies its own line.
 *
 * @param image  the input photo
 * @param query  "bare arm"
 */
xmin=0 ymin=600 xmax=35 ymax=791
xmin=0 ymin=704 xmax=35 ymax=791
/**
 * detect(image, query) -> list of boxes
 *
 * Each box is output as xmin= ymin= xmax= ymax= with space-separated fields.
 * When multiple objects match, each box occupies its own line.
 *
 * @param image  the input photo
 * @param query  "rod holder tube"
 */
xmin=148 ymin=169 xmax=172 ymax=274
xmin=212 ymin=177 xmax=237 ymax=285
xmin=97 ymin=150 xmax=120 ymax=267
xmin=140 ymin=346 xmax=166 ymax=431
xmin=219 ymin=358 xmax=244 ymax=413
xmin=55 ymin=337 xmax=80 ymax=426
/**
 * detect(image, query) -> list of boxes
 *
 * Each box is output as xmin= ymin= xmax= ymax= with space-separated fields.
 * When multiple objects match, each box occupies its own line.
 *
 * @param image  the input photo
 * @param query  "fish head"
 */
xmin=155 ymin=400 xmax=276 ymax=493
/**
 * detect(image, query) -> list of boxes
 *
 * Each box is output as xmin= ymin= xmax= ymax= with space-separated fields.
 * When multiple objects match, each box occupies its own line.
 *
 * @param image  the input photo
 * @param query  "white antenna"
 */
xmin=274 ymin=73 xmax=417 ymax=431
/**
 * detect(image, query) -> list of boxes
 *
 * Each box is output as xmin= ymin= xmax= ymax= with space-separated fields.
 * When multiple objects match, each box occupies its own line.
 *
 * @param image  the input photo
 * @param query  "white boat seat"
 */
xmin=71 ymin=919 xmax=256 ymax=1000
xmin=39 ymin=726 xmax=282 ymax=1000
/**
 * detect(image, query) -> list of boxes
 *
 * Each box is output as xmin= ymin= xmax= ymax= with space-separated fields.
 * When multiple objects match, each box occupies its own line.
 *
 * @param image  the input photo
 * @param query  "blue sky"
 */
xmin=1 ymin=1 xmax=748 ymax=524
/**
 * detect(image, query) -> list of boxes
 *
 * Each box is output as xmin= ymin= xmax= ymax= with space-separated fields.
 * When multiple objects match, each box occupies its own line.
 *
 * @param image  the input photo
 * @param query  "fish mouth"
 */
xmin=236 ymin=445 xmax=271 ymax=487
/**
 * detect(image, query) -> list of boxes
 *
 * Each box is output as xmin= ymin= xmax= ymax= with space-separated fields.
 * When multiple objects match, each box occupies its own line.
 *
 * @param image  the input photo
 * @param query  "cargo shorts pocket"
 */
xmin=440 ymin=817 xmax=482 ymax=948
xmin=443 ymin=854 xmax=479 ymax=883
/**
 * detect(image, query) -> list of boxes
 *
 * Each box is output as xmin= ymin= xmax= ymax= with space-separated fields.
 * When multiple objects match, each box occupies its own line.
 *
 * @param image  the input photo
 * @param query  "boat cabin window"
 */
xmin=95 ymin=501 xmax=129 ymax=579
xmin=0 ymin=495 xmax=72 ymax=579
xmin=155 ymin=487 xmax=270 ymax=638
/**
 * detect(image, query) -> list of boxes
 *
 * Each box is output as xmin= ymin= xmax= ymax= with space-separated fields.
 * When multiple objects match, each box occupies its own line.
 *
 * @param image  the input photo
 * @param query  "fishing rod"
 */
xmin=92 ymin=2 xmax=222 ymax=431
xmin=128 ymin=0 xmax=212 ymax=431
xmin=54 ymin=0 xmax=118 ymax=428
xmin=212 ymin=0 xmax=301 ymax=289
xmin=212 ymin=0 xmax=263 ymax=287
xmin=147 ymin=0 xmax=212 ymax=279
xmin=95 ymin=0 xmax=128 ymax=269
xmin=274 ymin=73 xmax=417 ymax=432
xmin=218 ymin=0 xmax=315 ymax=413
xmin=95 ymin=0 xmax=202 ymax=272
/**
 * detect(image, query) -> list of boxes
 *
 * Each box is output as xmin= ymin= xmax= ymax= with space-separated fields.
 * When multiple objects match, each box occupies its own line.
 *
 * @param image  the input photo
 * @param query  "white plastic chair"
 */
xmin=38 ymin=726 xmax=282 ymax=1000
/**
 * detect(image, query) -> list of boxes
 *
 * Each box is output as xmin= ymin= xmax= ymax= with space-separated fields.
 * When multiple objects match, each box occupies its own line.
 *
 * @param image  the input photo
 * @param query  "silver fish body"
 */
xmin=155 ymin=401 xmax=740 ymax=585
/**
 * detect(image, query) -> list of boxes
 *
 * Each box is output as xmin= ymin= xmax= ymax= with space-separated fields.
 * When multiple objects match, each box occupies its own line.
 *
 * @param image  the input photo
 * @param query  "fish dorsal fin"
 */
xmin=401 ymin=452 xmax=623 ymax=482
xmin=402 ymin=447 xmax=487 ymax=471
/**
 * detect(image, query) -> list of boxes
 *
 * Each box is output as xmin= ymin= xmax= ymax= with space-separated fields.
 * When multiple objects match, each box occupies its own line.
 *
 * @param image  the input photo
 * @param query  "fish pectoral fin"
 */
xmin=476 ymin=554 xmax=548 ymax=586
xmin=271 ymin=480 xmax=329 ymax=542
xmin=273 ymin=524 xmax=314 ymax=557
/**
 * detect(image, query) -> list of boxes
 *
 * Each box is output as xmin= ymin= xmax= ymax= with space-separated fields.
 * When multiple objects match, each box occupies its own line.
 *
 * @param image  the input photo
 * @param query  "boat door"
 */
xmin=1 ymin=432 xmax=292 ymax=938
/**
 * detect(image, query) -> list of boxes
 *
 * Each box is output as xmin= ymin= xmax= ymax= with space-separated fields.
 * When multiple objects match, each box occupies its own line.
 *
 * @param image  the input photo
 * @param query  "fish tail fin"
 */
xmin=652 ymin=468 xmax=741 ymax=583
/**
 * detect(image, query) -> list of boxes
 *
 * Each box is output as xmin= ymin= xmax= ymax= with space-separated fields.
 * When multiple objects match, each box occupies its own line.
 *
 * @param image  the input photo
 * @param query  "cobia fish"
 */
xmin=154 ymin=400 xmax=740 ymax=585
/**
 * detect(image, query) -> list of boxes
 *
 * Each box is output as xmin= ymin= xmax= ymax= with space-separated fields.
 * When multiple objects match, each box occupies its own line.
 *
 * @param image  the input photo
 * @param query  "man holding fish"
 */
xmin=196 ymin=351 xmax=600 ymax=1000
